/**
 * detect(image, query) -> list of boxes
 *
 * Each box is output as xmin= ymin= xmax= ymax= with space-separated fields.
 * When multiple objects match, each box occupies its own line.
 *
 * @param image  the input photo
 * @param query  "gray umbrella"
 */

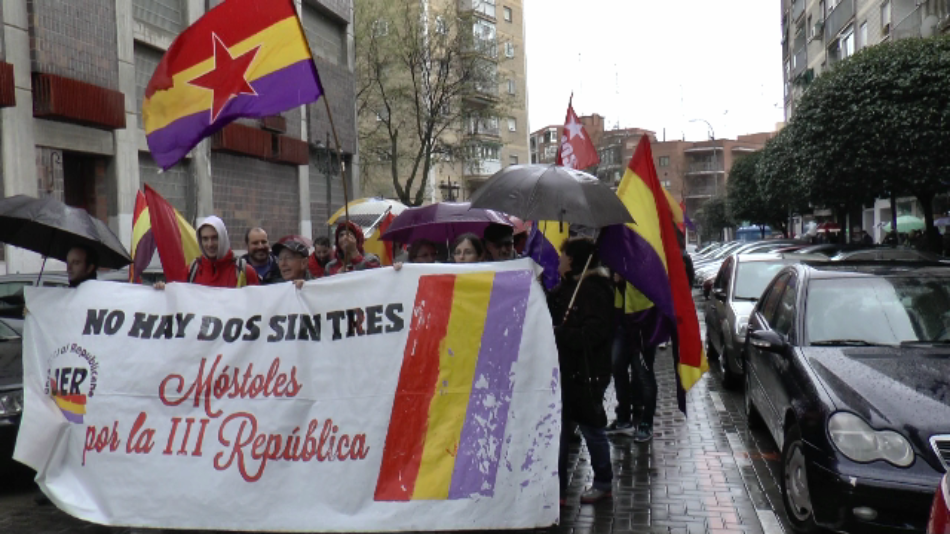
xmin=468 ymin=164 xmax=633 ymax=228
xmin=0 ymin=195 xmax=132 ymax=270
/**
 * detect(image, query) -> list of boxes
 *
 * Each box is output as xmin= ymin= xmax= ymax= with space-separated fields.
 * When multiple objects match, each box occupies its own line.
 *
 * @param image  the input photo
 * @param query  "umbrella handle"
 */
xmin=562 ymin=254 xmax=594 ymax=324
xmin=37 ymin=256 xmax=48 ymax=286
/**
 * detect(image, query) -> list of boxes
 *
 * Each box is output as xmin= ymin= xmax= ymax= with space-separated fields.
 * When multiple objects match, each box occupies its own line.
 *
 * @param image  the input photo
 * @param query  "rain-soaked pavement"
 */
xmin=0 ymin=292 xmax=793 ymax=534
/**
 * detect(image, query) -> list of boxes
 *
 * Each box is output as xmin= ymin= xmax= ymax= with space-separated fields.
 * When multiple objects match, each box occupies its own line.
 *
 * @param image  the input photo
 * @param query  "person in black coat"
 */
xmin=548 ymin=237 xmax=615 ymax=505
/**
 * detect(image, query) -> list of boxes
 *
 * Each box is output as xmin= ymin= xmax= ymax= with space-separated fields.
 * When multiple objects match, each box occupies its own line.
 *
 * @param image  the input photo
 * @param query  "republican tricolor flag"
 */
xmin=143 ymin=0 xmax=323 ymax=169
xmin=599 ymin=137 xmax=707 ymax=413
xmin=143 ymin=185 xmax=201 ymax=283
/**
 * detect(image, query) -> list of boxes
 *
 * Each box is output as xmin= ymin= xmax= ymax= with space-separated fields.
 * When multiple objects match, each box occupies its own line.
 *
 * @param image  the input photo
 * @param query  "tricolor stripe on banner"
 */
xmin=50 ymin=380 xmax=86 ymax=424
xmin=375 ymin=270 xmax=533 ymax=501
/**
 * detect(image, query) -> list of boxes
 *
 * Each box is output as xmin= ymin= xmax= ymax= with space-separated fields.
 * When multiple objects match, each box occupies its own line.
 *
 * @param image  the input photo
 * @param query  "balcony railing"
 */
xmin=460 ymin=0 xmax=496 ymax=19
xmin=892 ymin=3 xmax=923 ymax=40
xmin=825 ymin=0 xmax=855 ymax=41
xmin=463 ymin=159 xmax=501 ymax=176
xmin=685 ymin=186 xmax=719 ymax=198
xmin=792 ymin=0 xmax=805 ymax=21
xmin=464 ymin=37 xmax=498 ymax=58
xmin=466 ymin=121 xmax=500 ymax=137
xmin=687 ymin=162 xmax=724 ymax=174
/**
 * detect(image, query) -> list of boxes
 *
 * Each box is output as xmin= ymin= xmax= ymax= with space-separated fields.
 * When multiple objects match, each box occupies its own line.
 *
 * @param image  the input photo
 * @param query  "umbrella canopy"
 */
xmin=381 ymin=202 xmax=511 ymax=244
xmin=0 ymin=195 xmax=131 ymax=269
xmin=469 ymin=164 xmax=633 ymax=228
xmin=326 ymin=198 xmax=408 ymax=230
xmin=934 ymin=217 xmax=950 ymax=227
xmin=884 ymin=215 xmax=925 ymax=233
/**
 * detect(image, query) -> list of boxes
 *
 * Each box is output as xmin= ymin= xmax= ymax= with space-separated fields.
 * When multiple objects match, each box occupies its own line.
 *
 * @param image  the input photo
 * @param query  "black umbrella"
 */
xmin=469 ymin=164 xmax=633 ymax=228
xmin=0 ymin=195 xmax=132 ymax=271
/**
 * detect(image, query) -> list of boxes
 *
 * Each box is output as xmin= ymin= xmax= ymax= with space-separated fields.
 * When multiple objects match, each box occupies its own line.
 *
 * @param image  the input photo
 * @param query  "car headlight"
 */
xmin=828 ymin=412 xmax=914 ymax=467
xmin=735 ymin=315 xmax=750 ymax=338
xmin=0 ymin=389 xmax=23 ymax=417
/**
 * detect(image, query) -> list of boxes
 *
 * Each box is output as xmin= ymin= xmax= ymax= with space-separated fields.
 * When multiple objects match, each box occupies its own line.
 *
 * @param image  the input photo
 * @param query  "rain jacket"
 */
xmin=325 ymin=221 xmax=381 ymax=276
xmin=188 ymin=216 xmax=260 ymax=288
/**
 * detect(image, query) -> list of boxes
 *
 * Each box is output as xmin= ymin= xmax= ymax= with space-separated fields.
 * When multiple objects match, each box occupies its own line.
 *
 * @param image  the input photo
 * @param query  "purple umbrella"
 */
xmin=381 ymin=202 xmax=512 ymax=244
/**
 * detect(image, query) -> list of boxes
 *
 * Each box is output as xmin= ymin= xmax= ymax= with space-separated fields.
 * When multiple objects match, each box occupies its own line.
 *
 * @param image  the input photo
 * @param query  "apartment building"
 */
xmin=528 ymin=114 xmax=605 ymax=166
xmin=781 ymin=0 xmax=950 ymax=240
xmin=783 ymin=0 xmax=950 ymax=119
xmin=0 ymin=0 xmax=358 ymax=273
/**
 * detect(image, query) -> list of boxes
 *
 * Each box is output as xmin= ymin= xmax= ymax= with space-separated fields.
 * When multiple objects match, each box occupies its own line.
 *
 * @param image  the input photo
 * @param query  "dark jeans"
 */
xmin=611 ymin=327 xmax=635 ymax=422
xmin=612 ymin=327 xmax=658 ymax=426
xmin=559 ymin=413 xmax=613 ymax=493
xmin=631 ymin=343 xmax=657 ymax=427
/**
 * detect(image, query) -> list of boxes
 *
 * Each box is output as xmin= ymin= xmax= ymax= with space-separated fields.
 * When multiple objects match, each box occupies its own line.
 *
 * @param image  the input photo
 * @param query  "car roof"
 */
xmin=801 ymin=261 xmax=950 ymax=279
xmin=735 ymin=252 xmax=830 ymax=263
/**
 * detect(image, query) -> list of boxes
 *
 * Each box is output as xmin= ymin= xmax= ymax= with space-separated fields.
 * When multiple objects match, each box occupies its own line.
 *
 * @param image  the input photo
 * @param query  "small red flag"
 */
xmin=555 ymin=97 xmax=599 ymax=170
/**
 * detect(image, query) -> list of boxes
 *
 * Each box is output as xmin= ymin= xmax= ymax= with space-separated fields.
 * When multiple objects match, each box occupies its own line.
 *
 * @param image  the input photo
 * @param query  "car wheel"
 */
xmin=782 ymin=424 xmax=821 ymax=533
xmin=744 ymin=359 xmax=764 ymax=430
xmin=721 ymin=344 xmax=742 ymax=391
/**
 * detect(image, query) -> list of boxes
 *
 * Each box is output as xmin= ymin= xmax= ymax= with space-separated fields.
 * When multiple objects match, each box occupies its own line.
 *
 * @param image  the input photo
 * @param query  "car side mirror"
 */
xmin=749 ymin=330 xmax=786 ymax=352
xmin=713 ymin=288 xmax=727 ymax=301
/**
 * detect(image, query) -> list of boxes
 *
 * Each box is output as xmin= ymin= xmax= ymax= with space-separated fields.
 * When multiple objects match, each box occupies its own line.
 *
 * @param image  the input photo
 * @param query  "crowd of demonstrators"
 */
xmin=451 ymin=233 xmax=485 ymax=264
xmin=66 ymin=246 xmax=99 ymax=288
xmin=548 ymin=237 xmax=615 ymax=505
xmin=408 ymin=239 xmax=438 ymax=263
xmin=243 ymin=227 xmax=282 ymax=285
xmin=272 ymin=236 xmax=313 ymax=288
xmin=483 ymin=223 xmax=515 ymax=261
xmin=189 ymin=216 xmax=261 ymax=287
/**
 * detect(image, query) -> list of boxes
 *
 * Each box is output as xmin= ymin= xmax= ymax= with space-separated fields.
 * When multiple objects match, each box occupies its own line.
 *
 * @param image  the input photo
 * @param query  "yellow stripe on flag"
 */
xmin=678 ymin=357 xmax=709 ymax=392
xmin=663 ymin=189 xmax=684 ymax=225
xmin=617 ymin=168 xmax=667 ymax=270
xmin=143 ymin=17 xmax=312 ymax=133
xmin=538 ymin=220 xmax=569 ymax=252
xmin=131 ymin=206 xmax=151 ymax=258
xmin=53 ymin=397 xmax=86 ymax=415
xmin=175 ymin=211 xmax=201 ymax=266
xmin=412 ymin=272 xmax=494 ymax=500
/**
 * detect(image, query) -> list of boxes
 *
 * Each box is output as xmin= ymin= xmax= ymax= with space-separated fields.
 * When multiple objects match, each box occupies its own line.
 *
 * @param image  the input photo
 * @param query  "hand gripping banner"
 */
xmin=15 ymin=259 xmax=560 ymax=531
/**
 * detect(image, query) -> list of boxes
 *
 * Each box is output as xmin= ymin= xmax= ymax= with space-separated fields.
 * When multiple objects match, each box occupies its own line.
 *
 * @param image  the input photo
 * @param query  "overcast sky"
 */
xmin=523 ymin=0 xmax=786 ymax=142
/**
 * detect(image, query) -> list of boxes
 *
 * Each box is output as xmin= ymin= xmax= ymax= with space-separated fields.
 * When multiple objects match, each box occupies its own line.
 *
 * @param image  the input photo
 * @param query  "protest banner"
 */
xmin=15 ymin=259 xmax=560 ymax=531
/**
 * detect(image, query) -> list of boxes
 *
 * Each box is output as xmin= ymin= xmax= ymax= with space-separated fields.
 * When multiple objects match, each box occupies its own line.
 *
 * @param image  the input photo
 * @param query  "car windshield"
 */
xmin=734 ymin=261 xmax=797 ymax=300
xmin=805 ymin=277 xmax=950 ymax=345
xmin=0 ymin=320 xmax=16 ymax=338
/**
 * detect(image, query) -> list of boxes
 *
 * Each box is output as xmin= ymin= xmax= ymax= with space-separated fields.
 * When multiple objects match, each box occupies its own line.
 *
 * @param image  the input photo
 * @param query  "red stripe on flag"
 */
xmin=145 ymin=0 xmax=299 ymax=98
xmin=144 ymin=184 xmax=189 ymax=283
xmin=374 ymin=274 xmax=456 ymax=501
xmin=58 ymin=394 xmax=86 ymax=405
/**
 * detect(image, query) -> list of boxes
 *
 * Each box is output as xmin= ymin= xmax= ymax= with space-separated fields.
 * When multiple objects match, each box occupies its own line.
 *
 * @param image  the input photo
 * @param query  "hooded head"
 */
xmin=335 ymin=221 xmax=366 ymax=258
xmin=196 ymin=216 xmax=231 ymax=260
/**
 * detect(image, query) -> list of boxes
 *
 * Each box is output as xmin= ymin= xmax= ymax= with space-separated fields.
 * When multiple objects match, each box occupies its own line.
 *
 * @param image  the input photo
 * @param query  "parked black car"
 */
xmin=0 ymin=317 xmax=23 ymax=432
xmin=744 ymin=262 xmax=950 ymax=533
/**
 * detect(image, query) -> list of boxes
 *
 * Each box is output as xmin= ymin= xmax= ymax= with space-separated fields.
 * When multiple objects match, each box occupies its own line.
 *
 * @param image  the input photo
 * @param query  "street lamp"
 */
xmin=689 ymin=118 xmax=715 ymax=140
xmin=439 ymin=178 xmax=460 ymax=202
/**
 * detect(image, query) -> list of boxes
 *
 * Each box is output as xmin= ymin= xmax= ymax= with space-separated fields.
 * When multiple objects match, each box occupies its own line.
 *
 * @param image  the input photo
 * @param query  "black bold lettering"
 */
xmin=346 ymin=308 xmax=365 ymax=337
xmin=285 ymin=314 xmax=298 ymax=341
xmin=197 ymin=316 xmax=223 ymax=341
xmin=326 ymin=311 xmax=345 ymax=341
xmin=104 ymin=311 xmax=125 ymax=335
xmin=365 ymin=306 xmax=384 ymax=335
xmin=298 ymin=315 xmax=320 ymax=341
xmin=83 ymin=309 xmax=108 ymax=335
xmin=385 ymin=304 xmax=405 ymax=333
xmin=128 ymin=313 xmax=159 ymax=339
xmin=175 ymin=313 xmax=195 ymax=338
xmin=152 ymin=315 xmax=175 ymax=339
xmin=222 ymin=318 xmax=243 ymax=343
xmin=69 ymin=369 xmax=88 ymax=395
xmin=268 ymin=316 xmax=287 ymax=342
xmin=243 ymin=315 xmax=261 ymax=341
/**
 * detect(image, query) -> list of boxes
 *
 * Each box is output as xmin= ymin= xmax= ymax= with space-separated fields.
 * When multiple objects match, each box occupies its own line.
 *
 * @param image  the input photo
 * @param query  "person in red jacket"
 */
xmin=325 ymin=221 xmax=380 ymax=275
xmin=186 ymin=216 xmax=260 ymax=287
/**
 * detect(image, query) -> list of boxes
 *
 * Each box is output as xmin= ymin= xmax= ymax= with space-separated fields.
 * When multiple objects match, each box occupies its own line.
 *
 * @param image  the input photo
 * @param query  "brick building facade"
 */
xmin=1 ymin=0 xmax=359 ymax=272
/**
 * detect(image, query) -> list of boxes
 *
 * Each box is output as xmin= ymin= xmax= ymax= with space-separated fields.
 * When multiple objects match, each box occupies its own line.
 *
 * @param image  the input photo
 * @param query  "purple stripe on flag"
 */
xmin=146 ymin=59 xmax=323 ymax=169
xmin=598 ymin=224 xmax=676 ymax=321
xmin=133 ymin=230 xmax=156 ymax=282
xmin=448 ymin=269 xmax=532 ymax=499
xmin=524 ymin=226 xmax=560 ymax=291
xmin=60 ymin=409 xmax=83 ymax=424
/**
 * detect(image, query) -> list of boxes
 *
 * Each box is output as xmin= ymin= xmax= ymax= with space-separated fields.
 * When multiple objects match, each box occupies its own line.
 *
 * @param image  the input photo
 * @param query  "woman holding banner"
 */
xmin=548 ymin=237 xmax=615 ymax=505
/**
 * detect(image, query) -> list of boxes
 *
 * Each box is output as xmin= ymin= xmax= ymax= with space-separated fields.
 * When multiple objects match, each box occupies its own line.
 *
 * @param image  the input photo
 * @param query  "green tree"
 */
xmin=355 ymin=0 xmax=510 ymax=205
xmin=790 ymin=37 xmax=950 ymax=250
xmin=696 ymin=194 xmax=733 ymax=242
xmin=757 ymin=128 xmax=809 ymax=234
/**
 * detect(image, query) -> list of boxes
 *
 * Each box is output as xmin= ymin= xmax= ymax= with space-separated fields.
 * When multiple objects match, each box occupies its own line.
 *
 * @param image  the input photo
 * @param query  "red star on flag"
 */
xmin=189 ymin=33 xmax=260 ymax=123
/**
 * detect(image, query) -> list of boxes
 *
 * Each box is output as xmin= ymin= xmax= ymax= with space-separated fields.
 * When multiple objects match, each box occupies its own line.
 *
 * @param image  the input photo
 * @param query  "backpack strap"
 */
xmin=235 ymin=257 xmax=247 ymax=288
xmin=187 ymin=259 xmax=200 ymax=283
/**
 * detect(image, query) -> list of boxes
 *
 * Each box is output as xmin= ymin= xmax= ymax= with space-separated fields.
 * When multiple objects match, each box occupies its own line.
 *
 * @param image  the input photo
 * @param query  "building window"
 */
xmin=507 ymin=79 xmax=516 ymax=94
xmin=881 ymin=0 xmax=891 ymax=34
xmin=504 ymin=42 xmax=515 ymax=58
xmin=807 ymin=14 xmax=814 ymax=39
xmin=474 ymin=0 xmax=496 ymax=18
xmin=435 ymin=16 xmax=447 ymax=35
xmin=659 ymin=156 xmax=670 ymax=167
xmin=509 ymin=155 xmax=518 ymax=166
xmin=504 ymin=6 xmax=513 ymax=22
xmin=662 ymin=180 xmax=672 ymax=189
xmin=841 ymin=25 xmax=855 ymax=59
xmin=859 ymin=21 xmax=868 ymax=49
xmin=507 ymin=117 xmax=516 ymax=131
xmin=547 ymin=128 xmax=558 ymax=143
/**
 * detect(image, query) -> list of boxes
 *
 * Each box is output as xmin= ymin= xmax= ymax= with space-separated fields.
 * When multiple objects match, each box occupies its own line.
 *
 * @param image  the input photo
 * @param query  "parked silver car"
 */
xmin=705 ymin=253 xmax=827 ymax=388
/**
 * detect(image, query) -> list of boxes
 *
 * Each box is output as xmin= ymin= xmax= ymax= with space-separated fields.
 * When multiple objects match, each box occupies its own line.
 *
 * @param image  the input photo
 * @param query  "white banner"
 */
xmin=15 ymin=259 xmax=560 ymax=531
